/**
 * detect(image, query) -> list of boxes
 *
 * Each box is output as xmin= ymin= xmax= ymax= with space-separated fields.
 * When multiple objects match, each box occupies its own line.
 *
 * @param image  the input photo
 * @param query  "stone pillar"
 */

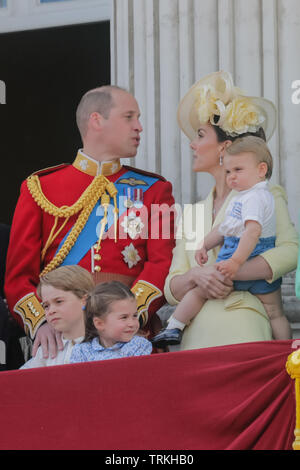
xmin=111 ymin=0 xmax=300 ymax=335
xmin=277 ymin=0 xmax=300 ymax=225
xmin=111 ymin=0 xmax=300 ymax=224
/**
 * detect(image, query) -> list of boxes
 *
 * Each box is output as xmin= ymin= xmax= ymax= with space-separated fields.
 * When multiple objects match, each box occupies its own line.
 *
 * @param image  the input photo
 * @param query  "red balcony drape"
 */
xmin=0 ymin=340 xmax=296 ymax=450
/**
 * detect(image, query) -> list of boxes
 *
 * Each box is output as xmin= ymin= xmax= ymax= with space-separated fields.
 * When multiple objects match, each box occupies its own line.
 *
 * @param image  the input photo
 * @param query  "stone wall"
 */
xmin=282 ymin=271 xmax=300 ymax=339
xmin=111 ymin=0 xmax=300 ymax=227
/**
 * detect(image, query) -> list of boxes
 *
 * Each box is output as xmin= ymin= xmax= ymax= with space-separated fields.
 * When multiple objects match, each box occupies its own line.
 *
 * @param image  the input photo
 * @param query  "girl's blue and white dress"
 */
xmin=216 ymin=181 xmax=282 ymax=294
xmin=70 ymin=335 xmax=152 ymax=363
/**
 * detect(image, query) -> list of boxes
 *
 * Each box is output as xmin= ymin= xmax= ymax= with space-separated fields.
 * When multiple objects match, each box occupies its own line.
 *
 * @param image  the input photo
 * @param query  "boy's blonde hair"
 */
xmin=37 ymin=265 xmax=94 ymax=300
xmin=225 ymin=135 xmax=273 ymax=180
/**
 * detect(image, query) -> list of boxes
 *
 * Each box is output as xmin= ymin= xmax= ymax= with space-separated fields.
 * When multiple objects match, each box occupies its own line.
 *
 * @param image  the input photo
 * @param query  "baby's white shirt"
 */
xmin=219 ymin=181 xmax=276 ymax=238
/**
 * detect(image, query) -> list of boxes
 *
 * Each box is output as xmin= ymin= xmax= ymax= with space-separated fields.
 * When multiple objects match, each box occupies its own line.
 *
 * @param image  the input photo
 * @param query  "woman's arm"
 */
xmin=235 ymin=255 xmax=273 ymax=281
xmin=169 ymin=266 xmax=233 ymax=303
xmin=235 ymin=185 xmax=298 ymax=282
xmin=167 ymin=269 xmax=196 ymax=303
xmin=164 ymin=204 xmax=233 ymax=305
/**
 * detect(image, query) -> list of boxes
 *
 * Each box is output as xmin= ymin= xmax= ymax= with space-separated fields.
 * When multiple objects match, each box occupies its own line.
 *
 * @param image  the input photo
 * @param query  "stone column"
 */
xmin=111 ymin=0 xmax=300 ymax=335
xmin=111 ymin=0 xmax=300 ymax=219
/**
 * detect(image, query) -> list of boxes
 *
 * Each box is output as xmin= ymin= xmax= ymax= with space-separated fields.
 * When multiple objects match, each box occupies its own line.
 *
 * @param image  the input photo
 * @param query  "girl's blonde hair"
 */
xmin=84 ymin=281 xmax=135 ymax=342
xmin=37 ymin=265 xmax=94 ymax=300
xmin=225 ymin=135 xmax=273 ymax=179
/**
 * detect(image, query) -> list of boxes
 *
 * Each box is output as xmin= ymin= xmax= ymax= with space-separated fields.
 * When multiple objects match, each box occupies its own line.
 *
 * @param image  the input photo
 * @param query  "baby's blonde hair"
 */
xmin=225 ymin=135 xmax=273 ymax=179
xmin=37 ymin=265 xmax=94 ymax=300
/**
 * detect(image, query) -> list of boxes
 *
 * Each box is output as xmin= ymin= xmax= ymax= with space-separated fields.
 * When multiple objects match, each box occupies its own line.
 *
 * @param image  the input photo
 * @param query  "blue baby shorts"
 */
xmin=216 ymin=236 xmax=282 ymax=295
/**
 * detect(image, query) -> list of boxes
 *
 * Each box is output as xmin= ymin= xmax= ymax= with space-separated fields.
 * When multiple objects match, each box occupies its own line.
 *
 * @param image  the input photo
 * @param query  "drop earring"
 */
xmin=219 ymin=155 xmax=223 ymax=166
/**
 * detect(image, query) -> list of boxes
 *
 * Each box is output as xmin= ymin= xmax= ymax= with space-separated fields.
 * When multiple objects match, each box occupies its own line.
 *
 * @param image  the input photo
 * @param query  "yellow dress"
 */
xmin=164 ymin=185 xmax=299 ymax=350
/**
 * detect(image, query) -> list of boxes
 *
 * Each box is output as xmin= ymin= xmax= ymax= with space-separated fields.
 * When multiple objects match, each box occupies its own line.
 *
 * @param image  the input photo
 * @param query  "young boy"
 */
xmin=20 ymin=265 xmax=94 ymax=369
xmin=152 ymin=136 xmax=291 ymax=348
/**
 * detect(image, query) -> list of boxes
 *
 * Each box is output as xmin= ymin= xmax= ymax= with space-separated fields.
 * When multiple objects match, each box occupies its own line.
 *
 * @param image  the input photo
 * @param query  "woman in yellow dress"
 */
xmin=164 ymin=71 xmax=298 ymax=350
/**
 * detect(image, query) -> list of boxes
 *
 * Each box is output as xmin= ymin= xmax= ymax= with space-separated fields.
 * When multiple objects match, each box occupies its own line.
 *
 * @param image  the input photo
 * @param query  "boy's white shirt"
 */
xmin=218 ymin=181 xmax=276 ymax=238
xmin=20 ymin=336 xmax=84 ymax=369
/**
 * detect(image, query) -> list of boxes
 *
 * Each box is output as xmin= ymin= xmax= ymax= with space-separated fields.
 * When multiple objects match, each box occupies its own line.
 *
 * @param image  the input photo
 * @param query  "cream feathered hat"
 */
xmin=177 ymin=71 xmax=276 ymax=142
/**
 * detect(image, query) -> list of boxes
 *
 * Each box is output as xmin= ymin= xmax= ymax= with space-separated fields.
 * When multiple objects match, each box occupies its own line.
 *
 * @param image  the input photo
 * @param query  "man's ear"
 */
xmin=89 ymin=112 xmax=104 ymax=131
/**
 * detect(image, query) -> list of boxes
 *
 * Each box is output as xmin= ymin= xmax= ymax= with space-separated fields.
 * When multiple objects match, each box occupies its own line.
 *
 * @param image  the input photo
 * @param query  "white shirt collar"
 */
xmin=238 ymin=180 xmax=268 ymax=196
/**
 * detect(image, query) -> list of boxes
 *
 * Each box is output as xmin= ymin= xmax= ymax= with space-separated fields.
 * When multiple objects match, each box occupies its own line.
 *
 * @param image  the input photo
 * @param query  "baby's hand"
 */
xmin=195 ymin=246 xmax=208 ymax=266
xmin=216 ymin=258 xmax=240 ymax=279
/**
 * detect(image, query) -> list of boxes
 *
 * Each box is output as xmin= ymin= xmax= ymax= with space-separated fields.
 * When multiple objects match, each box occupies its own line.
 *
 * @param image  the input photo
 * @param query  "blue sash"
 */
xmin=56 ymin=169 xmax=159 ymax=266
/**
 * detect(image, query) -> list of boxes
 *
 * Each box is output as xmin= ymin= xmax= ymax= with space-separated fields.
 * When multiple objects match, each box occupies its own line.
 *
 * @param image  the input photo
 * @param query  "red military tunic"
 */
xmin=5 ymin=151 xmax=175 ymax=338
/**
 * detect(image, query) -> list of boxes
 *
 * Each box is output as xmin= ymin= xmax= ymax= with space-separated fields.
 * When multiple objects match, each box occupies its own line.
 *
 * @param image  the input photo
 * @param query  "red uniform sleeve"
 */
xmin=131 ymin=179 xmax=176 ymax=327
xmin=4 ymin=180 xmax=46 ymax=338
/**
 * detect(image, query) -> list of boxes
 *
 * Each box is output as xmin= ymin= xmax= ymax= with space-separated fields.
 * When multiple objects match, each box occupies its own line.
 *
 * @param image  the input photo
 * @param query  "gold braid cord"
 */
xmin=27 ymin=173 xmax=112 ymax=276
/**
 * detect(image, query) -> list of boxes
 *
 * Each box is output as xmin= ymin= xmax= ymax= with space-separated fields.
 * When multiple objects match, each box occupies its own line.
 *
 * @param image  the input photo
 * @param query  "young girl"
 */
xmin=20 ymin=265 xmax=94 ymax=369
xmin=70 ymin=281 xmax=152 ymax=363
xmin=152 ymin=136 xmax=292 ymax=347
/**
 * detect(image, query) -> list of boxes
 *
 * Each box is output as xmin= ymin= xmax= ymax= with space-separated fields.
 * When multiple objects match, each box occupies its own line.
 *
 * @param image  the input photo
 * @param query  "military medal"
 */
xmin=121 ymin=211 xmax=144 ymax=239
xmin=123 ymin=187 xmax=134 ymax=208
xmin=133 ymin=188 xmax=143 ymax=208
xmin=121 ymin=243 xmax=141 ymax=268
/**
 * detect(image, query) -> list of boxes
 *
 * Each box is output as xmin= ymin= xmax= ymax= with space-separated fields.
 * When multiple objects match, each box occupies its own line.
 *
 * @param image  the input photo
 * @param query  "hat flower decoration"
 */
xmin=178 ymin=71 xmax=276 ymax=141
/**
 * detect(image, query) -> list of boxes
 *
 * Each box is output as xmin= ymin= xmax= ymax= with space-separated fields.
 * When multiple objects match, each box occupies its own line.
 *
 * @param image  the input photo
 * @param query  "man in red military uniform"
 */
xmin=5 ymin=86 xmax=175 ymax=357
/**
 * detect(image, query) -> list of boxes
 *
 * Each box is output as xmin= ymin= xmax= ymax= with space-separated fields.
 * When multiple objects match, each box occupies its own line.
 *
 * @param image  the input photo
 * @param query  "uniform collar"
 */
xmin=72 ymin=150 xmax=122 ymax=177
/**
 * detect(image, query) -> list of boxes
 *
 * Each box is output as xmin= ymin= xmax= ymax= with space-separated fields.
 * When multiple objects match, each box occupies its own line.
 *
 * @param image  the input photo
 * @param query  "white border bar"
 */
xmin=0 ymin=0 xmax=111 ymax=33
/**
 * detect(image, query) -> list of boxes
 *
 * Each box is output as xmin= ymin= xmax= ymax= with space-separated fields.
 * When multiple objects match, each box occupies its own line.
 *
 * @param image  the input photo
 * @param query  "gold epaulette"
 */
xmin=29 ymin=163 xmax=70 ymax=178
xmin=123 ymin=165 xmax=167 ymax=182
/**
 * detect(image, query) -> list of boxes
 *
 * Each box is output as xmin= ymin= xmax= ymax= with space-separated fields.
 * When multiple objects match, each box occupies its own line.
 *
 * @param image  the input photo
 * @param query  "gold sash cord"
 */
xmin=286 ymin=349 xmax=300 ymax=450
xmin=27 ymin=174 xmax=118 ymax=276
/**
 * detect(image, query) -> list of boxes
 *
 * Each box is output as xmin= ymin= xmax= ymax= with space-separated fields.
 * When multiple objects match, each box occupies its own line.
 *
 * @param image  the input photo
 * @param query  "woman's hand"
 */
xmin=190 ymin=265 xmax=233 ymax=299
xmin=32 ymin=322 xmax=64 ymax=359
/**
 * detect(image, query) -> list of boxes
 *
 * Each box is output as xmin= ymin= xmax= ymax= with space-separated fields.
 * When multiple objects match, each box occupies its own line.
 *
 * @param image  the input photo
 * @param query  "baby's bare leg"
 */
xmin=256 ymin=289 xmax=292 ymax=340
xmin=171 ymin=286 xmax=206 ymax=325
xmin=152 ymin=287 xmax=206 ymax=347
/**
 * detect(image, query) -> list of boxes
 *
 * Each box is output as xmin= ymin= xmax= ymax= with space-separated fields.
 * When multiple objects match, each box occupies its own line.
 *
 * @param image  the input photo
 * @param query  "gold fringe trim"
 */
xmin=286 ymin=349 xmax=300 ymax=450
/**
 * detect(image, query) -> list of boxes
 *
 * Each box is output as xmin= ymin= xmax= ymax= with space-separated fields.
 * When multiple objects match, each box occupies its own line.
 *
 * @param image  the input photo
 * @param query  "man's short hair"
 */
xmin=76 ymin=85 xmax=126 ymax=139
